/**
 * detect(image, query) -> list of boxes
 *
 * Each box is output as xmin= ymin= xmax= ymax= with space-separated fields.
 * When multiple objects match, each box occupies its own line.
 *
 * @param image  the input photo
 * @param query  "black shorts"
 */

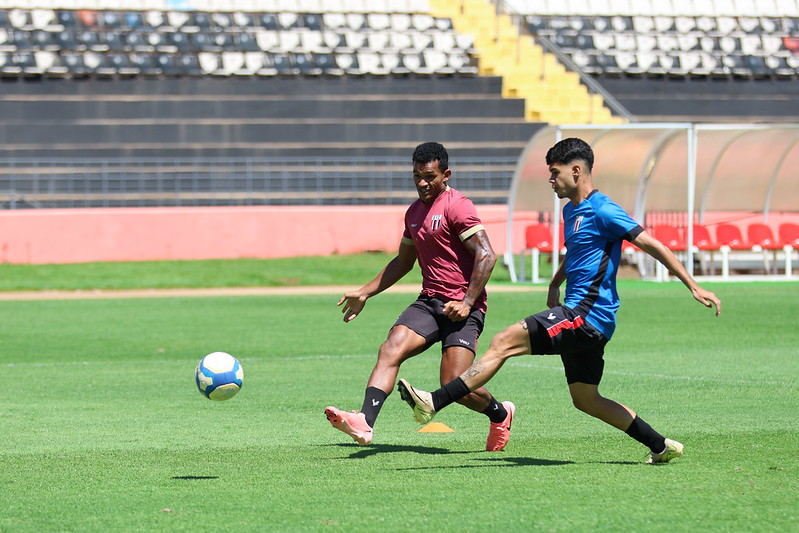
xmin=394 ymin=295 xmax=485 ymax=354
xmin=524 ymin=306 xmax=609 ymax=385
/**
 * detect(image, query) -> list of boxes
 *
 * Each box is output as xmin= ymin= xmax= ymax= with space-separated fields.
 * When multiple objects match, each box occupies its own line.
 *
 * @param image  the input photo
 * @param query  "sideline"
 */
xmin=0 ymin=283 xmax=545 ymax=301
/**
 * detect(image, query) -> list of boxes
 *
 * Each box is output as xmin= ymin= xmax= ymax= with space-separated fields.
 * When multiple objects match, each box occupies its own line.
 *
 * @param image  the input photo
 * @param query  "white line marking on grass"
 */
xmin=2 ymin=355 xmax=794 ymax=388
xmin=506 ymin=361 xmax=795 ymax=387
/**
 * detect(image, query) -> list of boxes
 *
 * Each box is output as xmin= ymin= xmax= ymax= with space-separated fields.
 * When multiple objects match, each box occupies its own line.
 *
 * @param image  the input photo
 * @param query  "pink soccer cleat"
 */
xmin=486 ymin=401 xmax=515 ymax=451
xmin=325 ymin=406 xmax=373 ymax=446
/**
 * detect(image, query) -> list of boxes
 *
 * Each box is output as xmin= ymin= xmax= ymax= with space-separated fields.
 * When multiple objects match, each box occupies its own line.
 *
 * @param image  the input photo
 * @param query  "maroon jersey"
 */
xmin=401 ymin=187 xmax=487 ymax=313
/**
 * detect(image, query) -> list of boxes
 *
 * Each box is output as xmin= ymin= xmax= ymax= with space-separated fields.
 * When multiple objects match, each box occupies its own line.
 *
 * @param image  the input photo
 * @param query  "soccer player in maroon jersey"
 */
xmin=325 ymin=142 xmax=515 ymax=450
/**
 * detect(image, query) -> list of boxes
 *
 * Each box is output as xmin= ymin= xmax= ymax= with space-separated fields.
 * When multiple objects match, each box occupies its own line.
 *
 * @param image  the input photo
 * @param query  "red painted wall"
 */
xmin=0 ymin=206 xmax=533 ymax=264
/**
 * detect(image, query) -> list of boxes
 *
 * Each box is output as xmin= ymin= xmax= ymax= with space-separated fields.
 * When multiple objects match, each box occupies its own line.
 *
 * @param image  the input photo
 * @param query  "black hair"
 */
xmin=545 ymin=137 xmax=594 ymax=172
xmin=412 ymin=141 xmax=449 ymax=171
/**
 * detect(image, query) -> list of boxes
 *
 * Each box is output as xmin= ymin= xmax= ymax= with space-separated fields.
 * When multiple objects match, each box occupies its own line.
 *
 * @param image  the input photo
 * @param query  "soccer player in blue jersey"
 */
xmin=398 ymin=137 xmax=721 ymax=463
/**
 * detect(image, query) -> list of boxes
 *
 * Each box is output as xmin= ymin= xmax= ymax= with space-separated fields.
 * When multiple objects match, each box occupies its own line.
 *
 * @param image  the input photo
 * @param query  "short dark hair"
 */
xmin=545 ymin=137 xmax=594 ymax=172
xmin=412 ymin=142 xmax=448 ymax=171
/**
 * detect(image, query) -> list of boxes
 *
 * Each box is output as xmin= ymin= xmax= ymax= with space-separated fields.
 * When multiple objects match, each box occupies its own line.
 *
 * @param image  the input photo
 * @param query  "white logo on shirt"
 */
xmin=430 ymin=214 xmax=443 ymax=231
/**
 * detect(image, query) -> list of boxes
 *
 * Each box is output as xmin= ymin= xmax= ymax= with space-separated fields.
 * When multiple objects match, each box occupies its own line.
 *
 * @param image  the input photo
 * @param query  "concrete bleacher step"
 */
xmin=0 ymin=76 xmax=543 ymax=159
xmin=0 ymin=97 xmax=527 ymax=121
xmin=428 ymin=0 xmax=621 ymax=124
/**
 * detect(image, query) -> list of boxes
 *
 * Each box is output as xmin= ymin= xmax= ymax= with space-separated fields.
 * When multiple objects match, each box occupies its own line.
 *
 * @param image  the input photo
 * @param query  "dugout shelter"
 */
xmin=507 ymin=123 xmax=799 ymax=282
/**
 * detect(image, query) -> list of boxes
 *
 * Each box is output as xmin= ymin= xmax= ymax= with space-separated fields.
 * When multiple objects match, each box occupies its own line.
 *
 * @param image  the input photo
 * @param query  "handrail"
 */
xmin=532 ymin=33 xmax=638 ymax=123
xmin=490 ymin=0 xmax=637 ymax=123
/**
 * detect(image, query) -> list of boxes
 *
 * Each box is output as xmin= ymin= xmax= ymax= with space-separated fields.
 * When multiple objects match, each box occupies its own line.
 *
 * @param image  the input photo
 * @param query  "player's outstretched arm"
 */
xmin=337 ymin=242 xmax=417 ymax=322
xmin=632 ymin=231 xmax=721 ymax=316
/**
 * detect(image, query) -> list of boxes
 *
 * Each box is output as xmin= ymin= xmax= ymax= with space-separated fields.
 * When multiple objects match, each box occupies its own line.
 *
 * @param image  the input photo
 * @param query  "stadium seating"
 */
xmin=521 ymin=13 xmax=799 ymax=79
xmin=0 ymin=7 xmax=476 ymax=78
xmin=747 ymin=222 xmax=793 ymax=274
xmin=779 ymin=222 xmax=799 ymax=248
xmin=652 ymin=224 xmax=686 ymax=251
xmin=690 ymin=223 xmax=721 ymax=275
xmin=513 ymin=5 xmax=799 ymax=121
xmin=714 ymin=222 xmax=796 ymax=276
xmin=518 ymin=223 xmax=565 ymax=283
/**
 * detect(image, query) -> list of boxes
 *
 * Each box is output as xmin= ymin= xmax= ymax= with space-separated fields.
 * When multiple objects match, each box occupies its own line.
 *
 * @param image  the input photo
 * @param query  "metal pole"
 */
xmin=686 ymin=125 xmax=696 ymax=277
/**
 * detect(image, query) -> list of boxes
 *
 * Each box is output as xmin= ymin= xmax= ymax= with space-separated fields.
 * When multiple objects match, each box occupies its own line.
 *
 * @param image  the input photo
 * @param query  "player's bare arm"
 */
xmin=338 ymin=242 xmax=418 ymax=322
xmin=547 ymin=261 xmax=567 ymax=308
xmin=632 ymin=230 xmax=721 ymax=316
xmin=442 ymin=229 xmax=496 ymax=321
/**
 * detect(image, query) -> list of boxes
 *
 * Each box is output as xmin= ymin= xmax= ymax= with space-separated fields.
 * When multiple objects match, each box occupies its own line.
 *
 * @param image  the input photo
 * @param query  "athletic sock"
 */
xmin=482 ymin=396 xmax=508 ymax=423
xmin=625 ymin=415 xmax=666 ymax=453
xmin=430 ymin=377 xmax=472 ymax=411
xmin=360 ymin=387 xmax=387 ymax=428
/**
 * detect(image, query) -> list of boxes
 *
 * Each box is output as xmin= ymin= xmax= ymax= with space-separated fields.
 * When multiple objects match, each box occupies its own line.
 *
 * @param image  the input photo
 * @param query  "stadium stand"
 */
xmin=0 ymin=4 xmax=545 ymax=206
xmin=505 ymin=0 xmax=799 ymax=121
xmin=0 ymin=0 xmax=798 ymax=211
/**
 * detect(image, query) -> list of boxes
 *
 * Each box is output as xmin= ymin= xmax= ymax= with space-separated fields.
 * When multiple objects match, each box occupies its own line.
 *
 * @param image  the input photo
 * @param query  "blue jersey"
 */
xmin=561 ymin=190 xmax=643 ymax=339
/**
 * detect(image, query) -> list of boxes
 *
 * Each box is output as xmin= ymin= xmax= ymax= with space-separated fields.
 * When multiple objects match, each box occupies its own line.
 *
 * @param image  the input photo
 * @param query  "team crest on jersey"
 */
xmin=573 ymin=215 xmax=584 ymax=233
xmin=430 ymin=214 xmax=443 ymax=231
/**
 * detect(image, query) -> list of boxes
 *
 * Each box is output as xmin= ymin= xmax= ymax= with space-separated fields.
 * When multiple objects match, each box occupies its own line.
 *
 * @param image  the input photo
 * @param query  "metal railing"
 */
xmin=0 ymin=156 xmax=517 ymax=209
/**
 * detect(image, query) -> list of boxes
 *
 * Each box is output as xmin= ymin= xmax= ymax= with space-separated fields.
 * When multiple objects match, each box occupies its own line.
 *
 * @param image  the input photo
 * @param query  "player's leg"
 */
xmin=440 ymin=345 xmax=517 ymax=451
xmin=439 ymin=345 xmax=493 ymax=411
xmin=567 ymin=381 xmax=636 ymax=429
xmin=325 ymin=326 xmax=425 ymax=446
xmin=398 ymin=319 xmax=531 ymax=423
xmin=436 ymin=307 xmax=494 ymax=413
xmin=563 ymin=350 xmax=683 ymax=464
xmin=362 ymin=324 xmax=428 ymax=420
xmin=326 ymin=299 xmax=435 ymax=445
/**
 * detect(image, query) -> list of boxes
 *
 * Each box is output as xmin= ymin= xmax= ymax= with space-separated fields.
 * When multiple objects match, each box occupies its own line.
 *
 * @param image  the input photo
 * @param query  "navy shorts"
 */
xmin=524 ymin=306 xmax=609 ymax=385
xmin=394 ymin=295 xmax=485 ymax=354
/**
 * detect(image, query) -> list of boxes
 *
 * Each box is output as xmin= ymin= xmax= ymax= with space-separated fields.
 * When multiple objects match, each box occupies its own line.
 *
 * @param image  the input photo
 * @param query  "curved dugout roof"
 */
xmin=506 ymin=123 xmax=799 ymax=280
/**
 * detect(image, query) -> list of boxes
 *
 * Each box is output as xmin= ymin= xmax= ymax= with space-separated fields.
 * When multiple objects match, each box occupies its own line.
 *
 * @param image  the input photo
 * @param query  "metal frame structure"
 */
xmin=506 ymin=123 xmax=799 ymax=282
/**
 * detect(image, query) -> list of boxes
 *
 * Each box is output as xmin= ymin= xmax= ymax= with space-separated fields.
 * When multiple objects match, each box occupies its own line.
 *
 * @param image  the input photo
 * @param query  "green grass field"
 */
xmin=0 ymin=258 xmax=796 ymax=531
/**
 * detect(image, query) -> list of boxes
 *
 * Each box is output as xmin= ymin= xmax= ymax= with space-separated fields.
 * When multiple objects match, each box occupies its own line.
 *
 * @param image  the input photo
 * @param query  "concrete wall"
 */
xmin=0 ymin=205 xmax=533 ymax=264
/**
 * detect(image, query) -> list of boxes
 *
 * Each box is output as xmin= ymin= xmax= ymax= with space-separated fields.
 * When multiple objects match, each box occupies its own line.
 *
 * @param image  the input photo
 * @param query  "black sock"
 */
xmin=482 ymin=396 xmax=508 ymax=423
xmin=360 ymin=387 xmax=387 ymax=427
xmin=625 ymin=415 xmax=666 ymax=453
xmin=431 ymin=377 xmax=472 ymax=411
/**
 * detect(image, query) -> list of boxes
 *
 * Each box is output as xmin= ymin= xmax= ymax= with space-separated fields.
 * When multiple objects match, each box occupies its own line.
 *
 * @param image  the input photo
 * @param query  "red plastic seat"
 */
xmin=779 ymin=223 xmax=799 ymax=248
xmin=621 ymin=239 xmax=640 ymax=252
xmin=525 ymin=224 xmax=554 ymax=252
xmin=521 ymin=224 xmax=565 ymax=283
xmin=716 ymin=223 xmax=750 ymax=250
xmin=652 ymin=224 xmax=686 ymax=251
xmin=692 ymin=224 xmax=719 ymax=251
xmin=524 ymin=224 xmax=565 ymax=252
xmin=747 ymin=223 xmax=783 ymax=250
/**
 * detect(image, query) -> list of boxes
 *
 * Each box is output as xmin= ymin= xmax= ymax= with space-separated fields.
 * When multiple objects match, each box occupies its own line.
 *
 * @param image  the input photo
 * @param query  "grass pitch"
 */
xmin=0 ymin=260 xmax=796 ymax=531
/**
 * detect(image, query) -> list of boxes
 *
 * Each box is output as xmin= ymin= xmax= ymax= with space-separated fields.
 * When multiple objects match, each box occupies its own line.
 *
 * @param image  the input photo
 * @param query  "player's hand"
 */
xmin=443 ymin=300 xmax=471 ymax=322
xmin=546 ymin=285 xmax=561 ymax=308
xmin=691 ymin=287 xmax=721 ymax=317
xmin=337 ymin=292 xmax=368 ymax=322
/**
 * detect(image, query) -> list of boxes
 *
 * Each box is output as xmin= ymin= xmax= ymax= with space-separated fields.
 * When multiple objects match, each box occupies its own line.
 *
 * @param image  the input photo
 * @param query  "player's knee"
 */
xmin=376 ymin=339 xmax=406 ymax=365
xmin=571 ymin=393 xmax=600 ymax=415
xmin=486 ymin=328 xmax=519 ymax=361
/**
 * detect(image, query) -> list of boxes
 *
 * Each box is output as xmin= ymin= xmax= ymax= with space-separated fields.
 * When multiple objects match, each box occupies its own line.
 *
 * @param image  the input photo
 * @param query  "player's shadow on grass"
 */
xmin=325 ymin=442 xmax=459 ymax=459
xmin=396 ymin=456 xmax=573 ymax=470
xmin=323 ymin=444 xmax=572 ymax=466
xmin=172 ymin=475 xmax=220 ymax=480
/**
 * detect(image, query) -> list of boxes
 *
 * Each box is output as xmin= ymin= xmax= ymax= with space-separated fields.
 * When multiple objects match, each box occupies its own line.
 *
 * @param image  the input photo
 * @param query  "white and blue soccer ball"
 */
xmin=195 ymin=352 xmax=244 ymax=401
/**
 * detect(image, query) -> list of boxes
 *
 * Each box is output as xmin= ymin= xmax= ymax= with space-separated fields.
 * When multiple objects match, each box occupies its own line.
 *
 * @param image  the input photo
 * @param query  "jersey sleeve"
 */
xmin=596 ymin=201 xmax=643 ymax=241
xmin=401 ymin=207 xmax=415 ymax=246
xmin=449 ymin=194 xmax=485 ymax=241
